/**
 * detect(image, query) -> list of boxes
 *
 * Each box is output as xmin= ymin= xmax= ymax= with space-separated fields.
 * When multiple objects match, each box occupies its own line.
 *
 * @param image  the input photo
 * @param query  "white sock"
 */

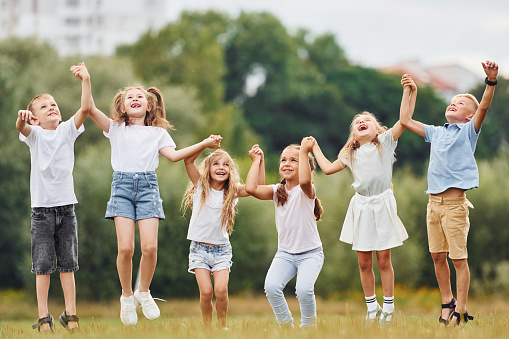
xmin=383 ymin=296 xmax=394 ymax=314
xmin=365 ymin=294 xmax=379 ymax=317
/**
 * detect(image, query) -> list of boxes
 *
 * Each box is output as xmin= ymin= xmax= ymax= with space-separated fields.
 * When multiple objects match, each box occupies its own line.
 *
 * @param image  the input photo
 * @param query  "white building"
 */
xmin=380 ymin=60 xmax=482 ymax=103
xmin=0 ymin=0 xmax=166 ymax=56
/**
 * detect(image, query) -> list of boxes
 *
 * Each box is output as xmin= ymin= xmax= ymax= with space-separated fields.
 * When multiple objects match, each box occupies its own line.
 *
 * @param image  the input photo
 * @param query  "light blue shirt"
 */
xmin=424 ymin=120 xmax=480 ymax=194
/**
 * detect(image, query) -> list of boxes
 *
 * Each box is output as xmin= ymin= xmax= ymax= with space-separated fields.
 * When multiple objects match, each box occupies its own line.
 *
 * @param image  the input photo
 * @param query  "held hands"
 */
xmin=401 ymin=74 xmax=417 ymax=92
xmin=205 ymin=134 xmax=223 ymax=149
xmin=70 ymin=62 xmax=90 ymax=81
xmin=249 ymin=144 xmax=264 ymax=161
xmin=301 ymin=136 xmax=315 ymax=152
xmin=18 ymin=110 xmax=37 ymax=124
xmin=482 ymin=61 xmax=498 ymax=81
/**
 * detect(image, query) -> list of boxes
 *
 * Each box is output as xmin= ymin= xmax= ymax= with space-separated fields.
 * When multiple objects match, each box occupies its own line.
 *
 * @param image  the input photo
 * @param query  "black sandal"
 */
xmin=32 ymin=314 xmax=54 ymax=332
xmin=451 ymin=310 xmax=474 ymax=325
xmin=438 ymin=297 xmax=456 ymax=325
xmin=59 ymin=310 xmax=80 ymax=331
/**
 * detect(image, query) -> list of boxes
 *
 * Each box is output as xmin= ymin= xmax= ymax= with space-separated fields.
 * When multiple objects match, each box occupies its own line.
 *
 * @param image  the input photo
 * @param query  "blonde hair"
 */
xmin=338 ymin=111 xmax=388 ymax=169
xmin=181 ymin=150 xmax=240 ymax=234
xmin=275 ymin=144 xmax=324 ymax=221
xmin=27 ymin=94 xmax=55 ymax=114
xmin=453 ymin=93 xmax=479 ymax=112
xmin=111 ymin=86 xmax=174 ymax=129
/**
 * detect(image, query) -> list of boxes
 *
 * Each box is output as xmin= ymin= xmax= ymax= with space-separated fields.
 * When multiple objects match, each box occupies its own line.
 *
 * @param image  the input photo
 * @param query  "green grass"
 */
xmin=2 ymin=289 xmax=509 ymax=338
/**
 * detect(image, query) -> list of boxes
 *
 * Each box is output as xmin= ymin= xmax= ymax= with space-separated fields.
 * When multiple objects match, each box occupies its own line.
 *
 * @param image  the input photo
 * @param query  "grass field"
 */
xmin=1 ymin=288 xmax=509 ymax=338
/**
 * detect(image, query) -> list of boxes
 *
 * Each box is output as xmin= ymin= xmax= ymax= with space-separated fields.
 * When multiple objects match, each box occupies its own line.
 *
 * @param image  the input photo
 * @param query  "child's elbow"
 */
xmin=245 ymin=185 xmax=256 ymax=195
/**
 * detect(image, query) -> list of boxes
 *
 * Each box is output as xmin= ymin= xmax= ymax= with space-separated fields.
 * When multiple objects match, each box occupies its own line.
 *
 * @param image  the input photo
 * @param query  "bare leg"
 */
xmin=357 ymin=251 xmax=375 ymax=296
xmin=451 ymin=258 xmax=470 ymax=325
xmin=376 ymin=249 xmax=394 ymax=297
xmin=36 ymin=274 xmax=51 ymax=331
xmin=195 ymin=268 xmax=213 ymax=327
xmin=115 ymin=217 xmax=136 ymax=297
xmin=212 ymin=269 xmax=230 ymax=328
xmin=60 ymin=272 xmax=79 ymax=329
xmin=137 ymin=218 xmax=159 ymax=292
xmin=431 ymin=252 xmax=455 ymax=320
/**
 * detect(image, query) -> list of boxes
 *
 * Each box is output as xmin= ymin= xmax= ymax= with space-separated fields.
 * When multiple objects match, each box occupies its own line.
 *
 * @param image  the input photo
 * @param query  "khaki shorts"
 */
xmin=426 ymin=195 xmax=473 ymax=259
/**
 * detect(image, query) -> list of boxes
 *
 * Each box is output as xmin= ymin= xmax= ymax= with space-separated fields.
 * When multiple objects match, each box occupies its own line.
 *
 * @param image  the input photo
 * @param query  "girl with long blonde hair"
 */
xmin=88 ymin=84 xmax=221 ymax=326
xmin=310 ymin=75 xmax=416 ymax=324
xmin=182 ymin=145 xmax=265 ymax=329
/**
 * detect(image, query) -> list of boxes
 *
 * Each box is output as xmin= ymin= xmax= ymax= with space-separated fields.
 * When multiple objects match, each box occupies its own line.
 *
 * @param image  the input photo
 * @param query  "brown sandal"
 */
xmin=59 ymin=310 xmax=80 ymax=331
xmin=32 ymin=314 xmax=54 ymax=332
xmin=438 ymin=298 xmax=456 ymax=325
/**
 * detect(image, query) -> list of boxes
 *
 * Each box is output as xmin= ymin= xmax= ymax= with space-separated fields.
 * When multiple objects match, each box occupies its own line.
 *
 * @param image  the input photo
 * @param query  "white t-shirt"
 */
xmin=271 ymin=184 xmax=322 ymax=253
xmin=20 ymin=116 xmax=84 ymax=207
xmin=341 ymin=129 xmax=397 ymax=196
xmin=104 ymin=121 xmax=176 ymax=172
xmin=187 ymin=183 xmax=237 ymax=245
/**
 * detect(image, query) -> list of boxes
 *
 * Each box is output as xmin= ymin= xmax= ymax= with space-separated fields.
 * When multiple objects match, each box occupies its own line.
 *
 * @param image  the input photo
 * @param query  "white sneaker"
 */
xmin=134 ymin=290 xmax=160 ymax=320
xmin=379 ymin=311 xmax=394 ymax=325
xmin=120 ymin=295 xmax=138 ymax=326
xmin=365 ymin=304 xmax=382 ymax=322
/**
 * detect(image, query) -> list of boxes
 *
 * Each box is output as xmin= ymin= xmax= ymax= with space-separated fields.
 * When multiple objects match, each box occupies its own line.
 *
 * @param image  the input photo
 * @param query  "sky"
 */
xmin=166 ymin=0 xmax=509 ymax=78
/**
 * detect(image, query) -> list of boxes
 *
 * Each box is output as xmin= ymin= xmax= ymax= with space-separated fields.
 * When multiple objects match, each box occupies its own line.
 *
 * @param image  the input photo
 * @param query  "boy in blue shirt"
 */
xmin=399 ymin=61 xmax=498 ymax=326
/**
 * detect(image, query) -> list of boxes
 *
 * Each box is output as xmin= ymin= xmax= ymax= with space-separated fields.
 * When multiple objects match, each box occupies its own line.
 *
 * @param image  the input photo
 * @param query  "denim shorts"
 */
xmin=188 ymin=241 xmax=233 ymax=274
xmin=31 ymin=204 xmax=79 ymax=275
xmin=105 ymin=171 xmax=165 ymax=221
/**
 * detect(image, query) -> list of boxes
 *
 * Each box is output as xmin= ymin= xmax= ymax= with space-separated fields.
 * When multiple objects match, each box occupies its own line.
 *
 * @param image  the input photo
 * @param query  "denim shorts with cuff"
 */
xmin=31 ymin=204 xmax=79 ymax=275
xmin=105 ymin=171 xmax=165 ymax=221
xmin=188 ymin=241 xmax=233 ymax=273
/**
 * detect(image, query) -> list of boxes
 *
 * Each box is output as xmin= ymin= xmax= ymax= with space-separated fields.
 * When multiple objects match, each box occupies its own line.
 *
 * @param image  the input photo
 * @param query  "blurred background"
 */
xmin=1 ymin=0 xmax=508 ymax=303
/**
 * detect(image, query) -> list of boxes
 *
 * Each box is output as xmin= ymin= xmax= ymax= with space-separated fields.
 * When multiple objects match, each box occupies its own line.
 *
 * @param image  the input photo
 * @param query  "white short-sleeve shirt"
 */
xmin=341 ymin=129 xmax=397 ymax=196
xmin=271 ymin=184 xmax=322 ymax=253
xmin=20 ymin=116 xmax=84 ymax=207
xmin=104 ymin=121 xmax=176 ymax=172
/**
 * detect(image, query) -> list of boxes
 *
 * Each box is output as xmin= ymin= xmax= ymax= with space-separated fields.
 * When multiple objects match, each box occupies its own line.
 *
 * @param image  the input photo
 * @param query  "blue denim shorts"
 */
xmin=31 ymin=205 xmax=79 ymax=275
xmin=105 ymin=171 xmax=165 ymax=221
xmin=188 ymin=241 xmax=233 ymax=273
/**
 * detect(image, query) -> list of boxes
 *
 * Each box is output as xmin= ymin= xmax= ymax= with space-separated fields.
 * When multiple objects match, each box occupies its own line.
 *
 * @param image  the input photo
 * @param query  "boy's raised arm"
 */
xmin=399 ymin=74 xmax=425 ymax=137
xmin=70 ymin=62 xmax=91 ymax=129
xmin=16 ymin=110 xmax=35 ymax=137
xmin=473 ymin=61 xmax=498 ymax=132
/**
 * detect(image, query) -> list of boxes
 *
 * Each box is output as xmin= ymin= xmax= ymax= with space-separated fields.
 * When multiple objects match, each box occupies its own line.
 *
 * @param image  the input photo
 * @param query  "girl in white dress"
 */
xmin=310 ymin=75 xmax=417 ymax=324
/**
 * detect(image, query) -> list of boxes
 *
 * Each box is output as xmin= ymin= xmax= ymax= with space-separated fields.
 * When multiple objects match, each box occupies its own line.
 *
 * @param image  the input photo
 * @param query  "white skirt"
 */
xmin=340 ymin=189 xmax=408 ymax=251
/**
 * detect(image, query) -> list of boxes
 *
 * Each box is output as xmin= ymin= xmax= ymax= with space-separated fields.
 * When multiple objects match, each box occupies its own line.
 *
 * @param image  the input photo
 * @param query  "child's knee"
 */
xmin=141 ymin=244 xmax=157 ymax=258
xmin=214 ymin=285 xmax=228 ymax=300
xmin=117 ymin=245 xmax=134 ymax=258
xmin=296 ymin=285 xmax=315 ymax=300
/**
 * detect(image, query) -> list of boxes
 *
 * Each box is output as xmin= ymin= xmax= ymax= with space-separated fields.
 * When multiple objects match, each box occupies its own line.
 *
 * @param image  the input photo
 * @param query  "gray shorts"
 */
xmin=31 ymin=204 xmax=79 ymax=275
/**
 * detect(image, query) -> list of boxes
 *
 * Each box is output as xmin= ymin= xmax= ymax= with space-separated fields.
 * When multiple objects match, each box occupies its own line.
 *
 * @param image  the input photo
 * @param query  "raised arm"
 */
xmin=245 ymin=145 xmax=273 ymax=200
xmin=237 ymin=144 xmax=266 ymax=197
xmin=311 ymin=137 xmax=346 ymax=174
xmin=69 ymin=62 xmax=92 ymax=129
xmin=473 ymin=61 xmax=498 ymax=132
xmin=160 ymin=135 xmax=221 ymax=162
xmin=299 ymin=137 xmax=315 ymax=199
xmin=399 ymin=74 xmax=425 ymax=137
xmin=16 ymin=110 xmax=35 ymax=137
xmin=183 ymin=135 xmax=222 ymax=186
xmin=392 ymin=74 xmax=418 ymax=140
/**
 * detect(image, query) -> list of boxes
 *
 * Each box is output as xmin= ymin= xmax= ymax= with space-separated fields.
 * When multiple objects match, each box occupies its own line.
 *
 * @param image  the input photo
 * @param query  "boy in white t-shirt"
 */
xmin=16 ymin=63 xmax=92 ymax=332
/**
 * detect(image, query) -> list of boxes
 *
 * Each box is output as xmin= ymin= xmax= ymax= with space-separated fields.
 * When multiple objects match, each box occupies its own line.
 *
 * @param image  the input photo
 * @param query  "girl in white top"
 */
xmin=310 ymin=75 xmax=416 ymax=324
xmin=181 ymin=146 xmax=264 ymax=329
xmin=88 ymin=85 xmax=221 ymax=326
xmin=246 ymin=141 xmax=324 ymax=328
